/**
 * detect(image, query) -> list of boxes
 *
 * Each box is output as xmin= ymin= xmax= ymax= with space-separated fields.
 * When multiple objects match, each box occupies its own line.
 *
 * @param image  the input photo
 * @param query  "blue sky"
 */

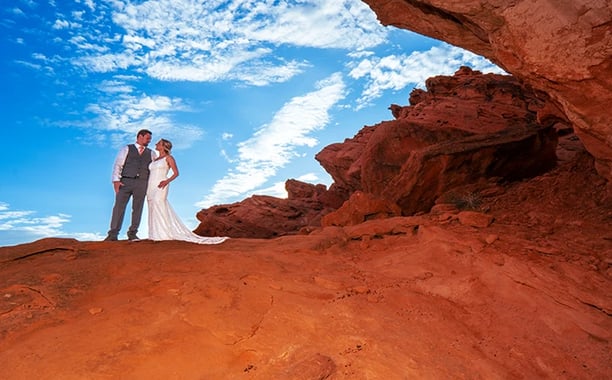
xmin=0 ymin=0 xmax=503 ymax=246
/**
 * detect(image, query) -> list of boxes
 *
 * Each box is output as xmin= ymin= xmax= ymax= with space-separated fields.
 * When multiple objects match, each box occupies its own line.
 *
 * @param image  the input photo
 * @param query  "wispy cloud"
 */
xmin=246 ymin=172 xmax=325 ymax=200
xmin=0 ymin=202 xmax=103 ymax=244
xmin=53 ymin=19 xmax=81 ymax=30
xmin=238 ymin=1 xmax=386 ymax=50
xmin=14 ymin=60 xmax=42 ymax=70
xmin=69 ymin=0 xmax=385 ymax=85
xmin=250 ymin=181 xmax=288 ymax=199
xmin=10 ymin=7 xmax=26 ymax=17
xmin=84 ymin=91 xmax=204 ymax=149
xmin=97 ymin=79 xmax=134 ymax=94
xmin=295 ymin=172 xmax=321 ymax=183
xmin=196 ymin=73 xmax=346 ymax=208
xmin=348 ymin=44 xmax=506 ymax=109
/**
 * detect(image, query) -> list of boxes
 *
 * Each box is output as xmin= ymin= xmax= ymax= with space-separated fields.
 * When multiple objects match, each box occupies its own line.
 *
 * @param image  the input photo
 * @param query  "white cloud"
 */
xmin=349 ymin=44 xmax=506 ymax=109
xmin=239 ymin=0 xmax=386 ymax=50
xmin=18 ymin=214 xmax=71 ymax=236
xmin=123 ymin=34 xmax=156 ymax=50
xmin=0 ymin=203 xmax=103 ymax=243
xmin=70 ymin=0 xmax=386 ymax=85
xmin=83 ymin=0 xmax=95 ymax=12
xmin=97 ymin=80 xmax=134 ymax=94
xmin=69 ymin=231 xmax=106 ymax=241
xmin=53 ymin=19 xmax=70 ymax=29
xmin=141 ymin=51 xmax=310 ymax=85
xmin=250 ymin=181 xmax=288 ymax=199
xmin=32 ymin=52 xmax=48 ymax=61
xmin=219 ymin=149 xmax=233 ymax=164
xmin=84 ymin=92 xmax=204 ymax=149
xmin=11 ymin=8 xmax=25 ymax=16
xmin=77 ymin=52 xmax=136 ymax=72
xmin=296 ymin=173 xmax=320 ymax=183
xmin=196 ymin=72 xmax=346 ymax=208
xmin=72 ymin=10 xmax=85 ymax=21
xmin=208 ymin=171 xmax=326 ymax=202
xmin=14 ymin=60 xmax=42 ymax=70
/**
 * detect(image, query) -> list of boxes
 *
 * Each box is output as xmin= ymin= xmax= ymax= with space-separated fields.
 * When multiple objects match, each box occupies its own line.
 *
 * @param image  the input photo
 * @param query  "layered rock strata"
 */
xmin=317 ymin=67 xmax=561 ymax=217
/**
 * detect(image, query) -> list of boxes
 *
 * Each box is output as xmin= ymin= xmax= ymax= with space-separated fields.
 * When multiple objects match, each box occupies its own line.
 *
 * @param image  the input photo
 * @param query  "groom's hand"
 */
xmin=113 ymin=181 xmax=123 ymax=193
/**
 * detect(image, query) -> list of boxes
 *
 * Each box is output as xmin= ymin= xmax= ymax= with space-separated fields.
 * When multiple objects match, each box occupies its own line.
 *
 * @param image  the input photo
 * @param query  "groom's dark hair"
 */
xmin=137 ymin=129 xmax=152 ymax=137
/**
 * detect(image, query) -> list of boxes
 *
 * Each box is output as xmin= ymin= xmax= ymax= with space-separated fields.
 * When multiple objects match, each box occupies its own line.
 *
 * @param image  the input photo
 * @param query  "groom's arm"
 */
xmin=111 ymin=145 xmax=129 ymax=193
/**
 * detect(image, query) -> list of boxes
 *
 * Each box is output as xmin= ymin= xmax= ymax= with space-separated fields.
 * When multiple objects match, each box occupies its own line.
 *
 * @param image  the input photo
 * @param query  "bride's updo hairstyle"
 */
xmin=160 ymin=139 xmax=173 ymax=154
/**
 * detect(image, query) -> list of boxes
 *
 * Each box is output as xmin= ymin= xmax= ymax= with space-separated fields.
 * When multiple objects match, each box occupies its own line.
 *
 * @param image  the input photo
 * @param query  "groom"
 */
xmin=104 ymin=129 xmax=155 ymax=241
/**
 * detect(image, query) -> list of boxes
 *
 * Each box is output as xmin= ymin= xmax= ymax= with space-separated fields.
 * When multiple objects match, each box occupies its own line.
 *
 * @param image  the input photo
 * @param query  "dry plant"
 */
xmin=443 ymin=190 xmax=483 ymax=211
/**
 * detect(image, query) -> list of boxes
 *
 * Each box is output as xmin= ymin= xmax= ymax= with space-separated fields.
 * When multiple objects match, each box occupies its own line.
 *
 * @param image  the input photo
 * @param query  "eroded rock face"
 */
xmin=317 ymin=67 xmax=560 ymax=215
xmin=362 ymin=0 xmax=612 ymax=185
xmin=194 ymin=180 xmax=338 ymax=238
xmin=321 ymin=190 xmax=402 ymax=227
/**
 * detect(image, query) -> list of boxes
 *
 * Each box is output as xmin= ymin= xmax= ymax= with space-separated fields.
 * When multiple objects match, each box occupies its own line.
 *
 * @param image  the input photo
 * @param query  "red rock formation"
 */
xmin=362 ymin=0 xmax=612 ymax=187
xmin=317 ymin=67 xmax=561 ymax=217
xmin=194 ymin=179 xmax=338 ymax=238
xmin=196 ymin=68 xmax=566 ymax=236
xmin=321 ymin=190 xmax=402 ymax=227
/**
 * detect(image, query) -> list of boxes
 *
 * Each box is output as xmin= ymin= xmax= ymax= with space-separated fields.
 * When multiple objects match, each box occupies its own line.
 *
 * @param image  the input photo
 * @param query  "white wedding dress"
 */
xmin=147 ymin=157 xmax=227 ymax=244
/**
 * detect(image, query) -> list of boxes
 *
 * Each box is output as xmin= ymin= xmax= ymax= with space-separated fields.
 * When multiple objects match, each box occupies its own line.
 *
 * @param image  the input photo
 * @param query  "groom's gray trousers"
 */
xmin=108 ymin=177 xmax=148 ymax=238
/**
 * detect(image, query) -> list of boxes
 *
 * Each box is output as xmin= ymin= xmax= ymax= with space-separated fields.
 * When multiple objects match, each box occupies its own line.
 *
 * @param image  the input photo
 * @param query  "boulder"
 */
xmin=194 ymin=180 xmax=337 ymax=238
xmin=321 ymin=191 xmax=402 ymax=227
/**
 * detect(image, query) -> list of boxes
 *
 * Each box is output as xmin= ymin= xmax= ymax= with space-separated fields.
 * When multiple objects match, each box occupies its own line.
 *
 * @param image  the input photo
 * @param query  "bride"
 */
xmin=147 ymin=139 xmax=227 ymax=244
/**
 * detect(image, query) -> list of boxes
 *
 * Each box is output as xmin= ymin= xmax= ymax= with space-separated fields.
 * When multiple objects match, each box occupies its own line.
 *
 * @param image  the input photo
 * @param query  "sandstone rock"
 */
xmin=363 ymin=0 xmax=612 ymax=187
xmin=429 ymin=203 xmax=460 ymax=215
xmin=317 ymin=67 xmax=559 ymax=216
xmin=278 ymin=353 xmax=336 ymax=379
xmin=457 ymin=211 xmax=495 ymax=228
xmin=315 ymin=126 xmax=376 ymax=203
xmin=321 ymin=191 xmax=402 ymax=227
xmin=194 ymin=180 xmax=337 ymax=239
xmin=485 ymin=234 xmax=499 ymax=244
xmin=340 ymin=215 xmax=423 ymax=240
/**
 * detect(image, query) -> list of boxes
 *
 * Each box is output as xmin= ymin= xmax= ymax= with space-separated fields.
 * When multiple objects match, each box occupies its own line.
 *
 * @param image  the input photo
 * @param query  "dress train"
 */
xmin=147 ymin=157 xmax=227 ymax=244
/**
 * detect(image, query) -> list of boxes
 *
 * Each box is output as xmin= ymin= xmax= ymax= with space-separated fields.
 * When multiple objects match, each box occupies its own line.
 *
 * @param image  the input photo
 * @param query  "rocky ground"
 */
xmin=1 ymin=146 xmax=610 ymax=379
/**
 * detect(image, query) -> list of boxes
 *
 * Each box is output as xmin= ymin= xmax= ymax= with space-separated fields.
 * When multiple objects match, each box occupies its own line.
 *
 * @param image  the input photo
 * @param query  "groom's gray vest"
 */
xmin=121 ymin=144 xmax=152 ymax=179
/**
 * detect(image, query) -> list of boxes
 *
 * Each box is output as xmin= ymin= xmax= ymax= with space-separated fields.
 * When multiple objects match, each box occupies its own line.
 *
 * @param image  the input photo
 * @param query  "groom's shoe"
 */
xmin=127 ymin=233 xmax=140 ymax=241
xmin=104 ymin=235 xmax=118 ymax=241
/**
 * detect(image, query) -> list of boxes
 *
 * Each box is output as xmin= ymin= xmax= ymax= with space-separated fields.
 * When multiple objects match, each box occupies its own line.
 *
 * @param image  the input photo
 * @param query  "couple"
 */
xmin=104 ymin=129 xmax=227 ymax=244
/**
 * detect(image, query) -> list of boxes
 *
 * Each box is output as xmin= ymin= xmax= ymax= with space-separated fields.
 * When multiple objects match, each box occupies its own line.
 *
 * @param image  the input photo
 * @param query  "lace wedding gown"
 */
xmin=147 ymin=157 xmax=227 ymax=244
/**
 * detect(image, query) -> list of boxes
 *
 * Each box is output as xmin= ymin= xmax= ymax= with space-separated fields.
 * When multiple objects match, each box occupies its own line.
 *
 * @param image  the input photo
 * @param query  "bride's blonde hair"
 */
xmin=160 ymin=139 xmax=172 ymax=154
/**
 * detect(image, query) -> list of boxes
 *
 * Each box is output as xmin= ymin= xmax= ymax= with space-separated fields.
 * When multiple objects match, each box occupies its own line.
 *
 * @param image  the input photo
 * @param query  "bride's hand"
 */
xmin=158 ymin=180 xmax=168 ymax=188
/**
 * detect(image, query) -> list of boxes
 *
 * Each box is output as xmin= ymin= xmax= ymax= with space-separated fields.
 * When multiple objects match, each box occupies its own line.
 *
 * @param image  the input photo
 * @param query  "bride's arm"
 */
xmin=158 ymin=155 xmax=179 ymax=188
